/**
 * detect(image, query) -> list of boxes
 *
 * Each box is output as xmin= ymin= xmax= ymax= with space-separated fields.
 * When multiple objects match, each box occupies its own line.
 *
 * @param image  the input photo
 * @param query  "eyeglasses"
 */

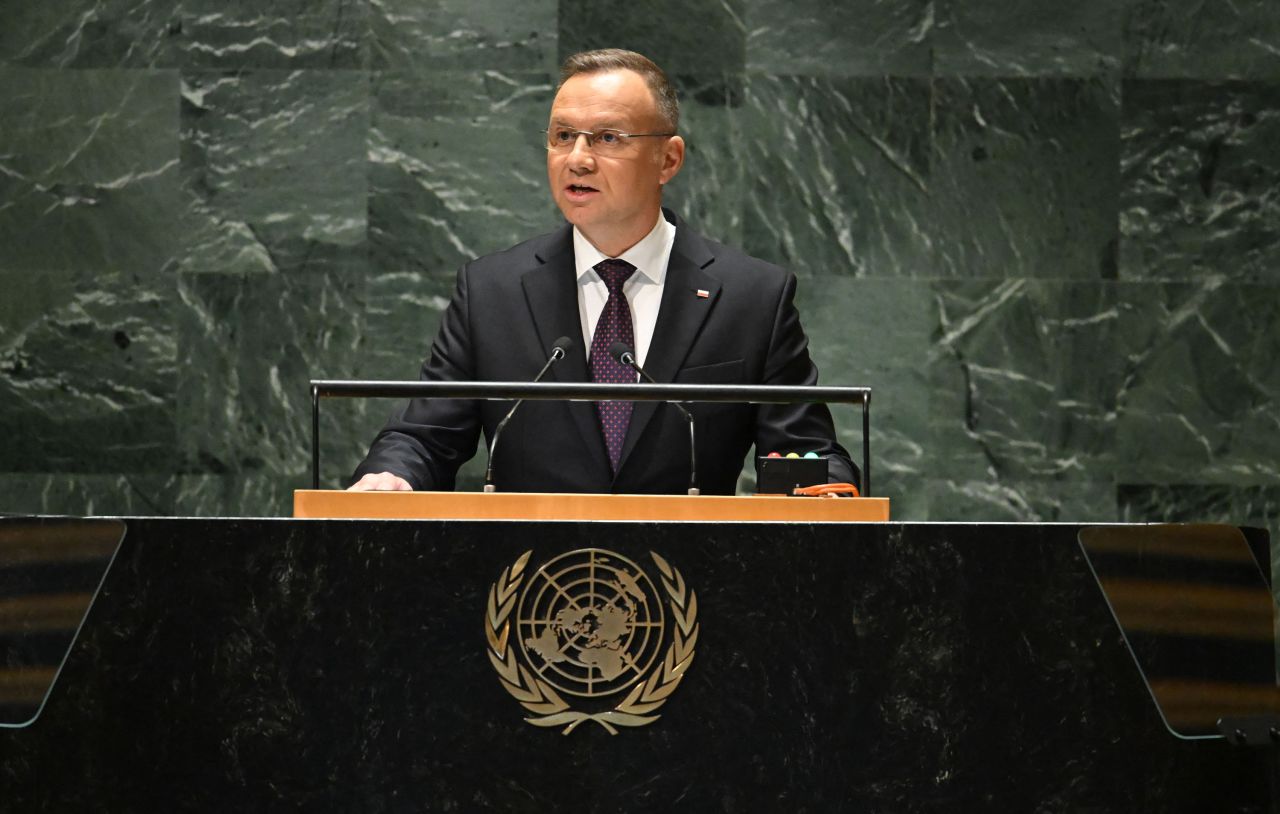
xmin=544 ymin=127 xmax=676 ymax=153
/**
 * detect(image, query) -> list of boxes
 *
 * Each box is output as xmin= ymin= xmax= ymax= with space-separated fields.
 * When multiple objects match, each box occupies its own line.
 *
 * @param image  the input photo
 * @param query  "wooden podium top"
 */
xmin=293 ymin=490 xmax=890 ymax=522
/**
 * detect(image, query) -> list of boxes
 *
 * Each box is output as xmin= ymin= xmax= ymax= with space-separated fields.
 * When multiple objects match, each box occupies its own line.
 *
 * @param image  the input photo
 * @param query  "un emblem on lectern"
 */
xmin=484 ymin=548 xmax=698 ymax=734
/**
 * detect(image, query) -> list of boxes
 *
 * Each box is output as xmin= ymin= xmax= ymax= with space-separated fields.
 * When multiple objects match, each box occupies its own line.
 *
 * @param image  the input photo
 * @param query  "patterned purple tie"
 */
xmin=590 ymin=258 xmax=638 ymax=474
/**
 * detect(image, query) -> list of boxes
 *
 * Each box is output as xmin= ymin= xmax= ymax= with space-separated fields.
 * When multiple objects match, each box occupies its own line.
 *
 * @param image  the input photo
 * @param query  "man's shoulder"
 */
xmin=462 ymin=223 xmax=572 ymax=281
xmin=680 ymin=227 xmax=792 ymax=289
xmin=457 ymin=215 xmax=793 ymax=290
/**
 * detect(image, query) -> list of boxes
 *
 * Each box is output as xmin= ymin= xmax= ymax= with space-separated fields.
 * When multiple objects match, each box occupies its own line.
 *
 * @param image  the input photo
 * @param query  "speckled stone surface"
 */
xmin=0 ymin=68 xmax=179 ymax=274
xmin=1125 ymin=0 xmax=1280 ymax=80
xmin=175 ymin=270 xmax=366 ymax=487
xmin=368 ymin=69 xmax=557 ymax=275
xmin=740 ymin=75 xmax=933 ymax=278
xmin=745 ymin=0 xmax=933 ymax=76
xmin=178 ymin=69 xmax=369 ymax=276
xmin=935 ymin=0 xmax=1121 ymax=76
xmin=0 ymin=518 xmax=1270 ymax=811
xmin=1119 ymin=80 xmax=1280 ymax=282
xmin=0 ymin=2 xmax=1278 ymax=548
xmin=930 ymin=280 xmax=1119 ymax=482
xmin=371 ymin=0 xmax=557 ymax=71
xmin=929 ymin=77 xmax=1121 ymax=279
xmin=1115 ymin=281 xmax=1280 ymax=484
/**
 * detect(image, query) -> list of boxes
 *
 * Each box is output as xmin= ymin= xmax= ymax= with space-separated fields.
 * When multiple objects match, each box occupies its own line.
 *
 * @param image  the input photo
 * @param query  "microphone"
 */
xmin=608 ymin=342 xmax=699 ymax=496
xmin=484 ymin=336 xmax=573 ymax=492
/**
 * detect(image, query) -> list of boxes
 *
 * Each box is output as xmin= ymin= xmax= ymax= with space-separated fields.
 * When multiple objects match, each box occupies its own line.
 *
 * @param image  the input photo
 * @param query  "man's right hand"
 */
xmin=347 ymin=472 xmax=413 ymax=491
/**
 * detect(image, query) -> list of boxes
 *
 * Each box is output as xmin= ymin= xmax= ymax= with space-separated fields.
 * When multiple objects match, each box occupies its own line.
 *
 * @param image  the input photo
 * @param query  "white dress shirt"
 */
xmin=573 ymin=214 xmax=676 ymax=369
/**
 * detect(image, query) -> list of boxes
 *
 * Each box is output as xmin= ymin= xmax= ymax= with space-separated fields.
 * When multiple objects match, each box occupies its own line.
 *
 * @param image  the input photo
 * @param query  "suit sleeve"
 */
xmin=351 ymin=265 xmax=482 ymax=490
xmin=754 ymin=272 xmax=858 ymax=486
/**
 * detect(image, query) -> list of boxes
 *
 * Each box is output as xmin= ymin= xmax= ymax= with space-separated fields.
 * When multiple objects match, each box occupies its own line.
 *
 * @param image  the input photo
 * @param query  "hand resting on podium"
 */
xmin=348 ymin=472 xmax=413 ymax=491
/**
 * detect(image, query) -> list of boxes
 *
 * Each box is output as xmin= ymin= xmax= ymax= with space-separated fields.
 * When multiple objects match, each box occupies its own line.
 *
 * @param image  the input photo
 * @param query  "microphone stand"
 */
xmin=612 ymin=343 xmax=699 ymax=496
xmin=484 ymin=340 xmax=570 ymax=492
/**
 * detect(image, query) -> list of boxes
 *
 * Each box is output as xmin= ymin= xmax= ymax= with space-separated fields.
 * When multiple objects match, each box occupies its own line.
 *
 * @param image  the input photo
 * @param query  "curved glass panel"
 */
xmin=0 ymin=517 xmax=125 ymax=727
xmin=1079 ymin=523 xmax=1278 ymax=740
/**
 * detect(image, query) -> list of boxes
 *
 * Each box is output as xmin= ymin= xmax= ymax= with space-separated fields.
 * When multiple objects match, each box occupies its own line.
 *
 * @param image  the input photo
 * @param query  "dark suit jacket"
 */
xmin=353 ymin=210 xmax=855 ymax=494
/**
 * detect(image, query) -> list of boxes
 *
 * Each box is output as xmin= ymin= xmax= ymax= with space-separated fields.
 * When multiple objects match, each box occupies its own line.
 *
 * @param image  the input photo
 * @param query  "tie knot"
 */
xmin=595 ymin=258 xmax=636 ymax=294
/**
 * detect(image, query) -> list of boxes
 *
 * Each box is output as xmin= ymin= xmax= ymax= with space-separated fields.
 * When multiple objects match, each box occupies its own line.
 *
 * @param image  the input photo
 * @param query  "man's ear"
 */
xmin=659 ymin=135 xmax=686 ymax=185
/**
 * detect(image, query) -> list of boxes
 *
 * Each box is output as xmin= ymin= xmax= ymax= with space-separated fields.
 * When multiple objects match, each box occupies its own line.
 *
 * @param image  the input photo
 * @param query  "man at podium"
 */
xmin=351 ymin=49 xmax=854 ymax=495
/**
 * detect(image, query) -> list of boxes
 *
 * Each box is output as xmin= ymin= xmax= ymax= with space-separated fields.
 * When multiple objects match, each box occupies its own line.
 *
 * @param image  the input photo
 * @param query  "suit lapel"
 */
xmin=520 ymin=227 xmax=611 ymax=474
xmin=615 ymin=226 xmax=721 ymax=478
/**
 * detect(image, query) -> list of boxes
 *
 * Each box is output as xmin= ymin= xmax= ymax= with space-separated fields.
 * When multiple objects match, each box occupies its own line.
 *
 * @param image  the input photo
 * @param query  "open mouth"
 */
xmin=566 ymin=183 xmax=599 ymax=198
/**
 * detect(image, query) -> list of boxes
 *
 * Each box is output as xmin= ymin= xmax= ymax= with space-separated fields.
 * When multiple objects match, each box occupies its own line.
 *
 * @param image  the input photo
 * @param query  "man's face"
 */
xmin=546 ymin=69 xmax=684 ymax=254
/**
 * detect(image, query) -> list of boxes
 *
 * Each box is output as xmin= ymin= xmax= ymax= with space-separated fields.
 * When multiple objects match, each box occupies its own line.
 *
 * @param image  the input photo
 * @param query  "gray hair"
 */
xmin=558 ymin=49 xmax=679 ymax=132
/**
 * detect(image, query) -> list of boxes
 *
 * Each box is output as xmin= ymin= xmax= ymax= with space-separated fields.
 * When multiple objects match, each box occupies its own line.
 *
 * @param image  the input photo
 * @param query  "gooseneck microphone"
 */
xmin=609 ymin=341 xmax=699 ymax=496
xmin=483 ymin=336 xmax=573 ymax=492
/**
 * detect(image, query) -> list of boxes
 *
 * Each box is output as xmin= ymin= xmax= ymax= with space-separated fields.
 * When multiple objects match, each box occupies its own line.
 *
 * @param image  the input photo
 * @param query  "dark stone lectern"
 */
xmin=0 ymin=519 xmax=1272 ymax=812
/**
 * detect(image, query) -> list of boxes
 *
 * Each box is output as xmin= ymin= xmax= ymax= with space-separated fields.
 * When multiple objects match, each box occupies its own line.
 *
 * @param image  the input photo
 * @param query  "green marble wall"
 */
xmin=1 ymin=2 xmax=1278 ymax=537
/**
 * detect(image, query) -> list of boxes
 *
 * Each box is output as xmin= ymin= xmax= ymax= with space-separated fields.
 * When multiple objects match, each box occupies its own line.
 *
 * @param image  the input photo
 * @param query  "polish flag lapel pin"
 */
xmin=695 ymin=289 xmax=710 ymax=298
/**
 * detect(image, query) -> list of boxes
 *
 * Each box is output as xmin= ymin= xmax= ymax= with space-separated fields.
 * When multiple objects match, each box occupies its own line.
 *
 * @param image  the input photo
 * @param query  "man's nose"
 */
xmin=567 ymin=134 xmax=596 ymax=171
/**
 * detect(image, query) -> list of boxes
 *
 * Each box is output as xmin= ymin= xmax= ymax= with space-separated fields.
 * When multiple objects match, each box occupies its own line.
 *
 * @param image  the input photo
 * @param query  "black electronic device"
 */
xmin=756 ymin=456 xmax=827 ymax=495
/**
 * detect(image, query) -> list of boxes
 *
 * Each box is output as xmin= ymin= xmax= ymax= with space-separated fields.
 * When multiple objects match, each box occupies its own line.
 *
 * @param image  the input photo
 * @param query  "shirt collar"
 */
xmin=573 ymin=214 xmax=674 ymax=286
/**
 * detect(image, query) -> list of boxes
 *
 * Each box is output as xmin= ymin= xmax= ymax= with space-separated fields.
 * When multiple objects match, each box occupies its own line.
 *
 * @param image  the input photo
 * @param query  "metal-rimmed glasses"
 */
xmin=544 ymin=127 xmax=676 ymax=153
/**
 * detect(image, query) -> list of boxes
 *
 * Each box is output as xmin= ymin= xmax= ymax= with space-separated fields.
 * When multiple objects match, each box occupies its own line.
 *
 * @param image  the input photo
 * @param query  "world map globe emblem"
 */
xmin=516 ymin=549 xmax=666 ymax=699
